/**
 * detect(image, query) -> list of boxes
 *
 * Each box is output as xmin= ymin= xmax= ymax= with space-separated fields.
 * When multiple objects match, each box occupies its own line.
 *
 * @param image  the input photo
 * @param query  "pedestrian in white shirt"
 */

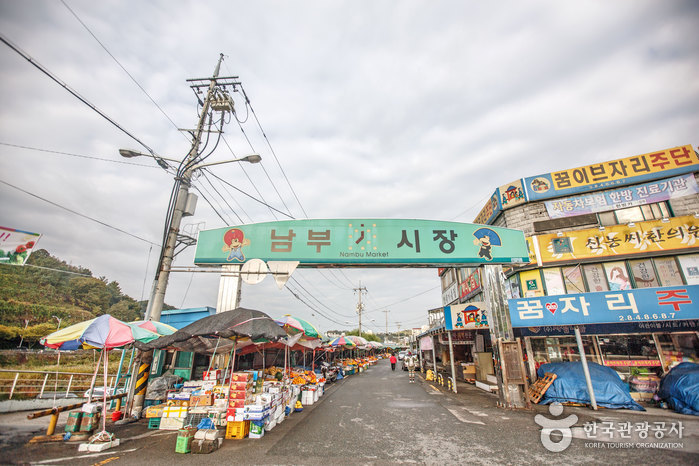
xmin=405 ymin=351 xmax=417 ymax=383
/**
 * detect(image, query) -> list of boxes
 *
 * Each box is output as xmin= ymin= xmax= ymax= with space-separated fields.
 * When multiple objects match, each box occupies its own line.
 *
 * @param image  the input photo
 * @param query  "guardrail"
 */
xmin=0 ymin=369 xmax=120 ymax=400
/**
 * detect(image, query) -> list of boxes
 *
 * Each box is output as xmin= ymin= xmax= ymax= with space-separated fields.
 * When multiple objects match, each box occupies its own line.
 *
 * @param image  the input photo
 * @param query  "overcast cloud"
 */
xmin=1 ymin=1 xmax=698 ymax=333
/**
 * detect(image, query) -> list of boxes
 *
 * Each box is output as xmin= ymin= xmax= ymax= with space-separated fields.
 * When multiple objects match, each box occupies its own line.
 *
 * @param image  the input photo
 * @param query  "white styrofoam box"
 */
xmin=265 ymin=420 xmax=276 ymax=431
xmin=486 ymin=374 xmax=498 ymax=384
xmin=81 ymin=402 xmax=100 ymax=414
xmin=194 ymin=429 xmax=220 ymax=440
xmin=475 ymin=381 xmax=497 ymax=392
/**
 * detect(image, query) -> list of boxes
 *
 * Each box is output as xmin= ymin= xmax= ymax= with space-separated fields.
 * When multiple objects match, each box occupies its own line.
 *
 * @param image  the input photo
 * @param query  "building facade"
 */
xmin=437 ymin=144 xmax=699 ymax=398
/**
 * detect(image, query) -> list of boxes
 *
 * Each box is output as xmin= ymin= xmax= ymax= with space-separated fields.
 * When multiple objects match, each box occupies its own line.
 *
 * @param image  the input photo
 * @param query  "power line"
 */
xmin=60 ymin=0 xmax=187 ymax=141
xmin=0 ymin=178 xmax=160 ymax=247
xmin=0 ymin=34 xmax=157 ymax=158
xmin=240 ymin=84 xmax=309 ymax=219
xmin=203 ymin=168 xmax=295 ymax=219
xmin=0 ymin=142 xmax=159 ymax=168
xmin=2 ymin=262 xmax=93 ymax=277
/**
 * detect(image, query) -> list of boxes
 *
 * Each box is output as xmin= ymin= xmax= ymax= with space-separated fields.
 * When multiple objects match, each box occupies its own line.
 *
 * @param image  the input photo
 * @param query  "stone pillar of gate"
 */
xmin=481 ymin=264 xmax=525 ymax=408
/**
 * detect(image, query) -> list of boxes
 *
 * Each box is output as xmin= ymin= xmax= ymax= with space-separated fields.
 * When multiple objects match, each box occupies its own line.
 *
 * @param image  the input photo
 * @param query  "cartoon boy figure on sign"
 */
xmin=472 ymin=228 xmax=501 ymax=261
xmin=222 ymin=228 xmax=250 ymax=262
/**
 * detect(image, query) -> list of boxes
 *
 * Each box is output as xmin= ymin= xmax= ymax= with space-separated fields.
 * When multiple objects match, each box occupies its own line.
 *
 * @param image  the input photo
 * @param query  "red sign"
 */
xmin=459 ymin=269 xmax=481 ymax=299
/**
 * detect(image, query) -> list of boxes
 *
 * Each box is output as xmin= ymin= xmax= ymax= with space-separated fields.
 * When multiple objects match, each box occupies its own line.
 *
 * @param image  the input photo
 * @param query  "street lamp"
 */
xmin=120 ymin=147 xmax=261 ymax=323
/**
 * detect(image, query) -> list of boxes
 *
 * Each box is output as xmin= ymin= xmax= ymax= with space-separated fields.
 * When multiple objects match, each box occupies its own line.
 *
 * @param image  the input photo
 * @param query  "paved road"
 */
xmin=1 ymin=360 xmax=697 ymax=464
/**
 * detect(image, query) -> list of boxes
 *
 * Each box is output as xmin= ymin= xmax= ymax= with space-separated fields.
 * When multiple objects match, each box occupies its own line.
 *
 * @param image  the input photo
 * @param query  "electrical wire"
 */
xmin=0 ymin=142 xmax=158 ymax=168
xmin=197 ymin=171 xmax=244 ymax=224
xmin=239 ymin=84 xmax=309 ymax=219
xmin=0 ymin=178 xmax=160 ymax=247
xmin=0 ymin=34 xmax=157 ymax=158
xmin=59 ymin=0 xmax=187 ymax=142
xmin=203 ymin=169 xmax=295 ymax=219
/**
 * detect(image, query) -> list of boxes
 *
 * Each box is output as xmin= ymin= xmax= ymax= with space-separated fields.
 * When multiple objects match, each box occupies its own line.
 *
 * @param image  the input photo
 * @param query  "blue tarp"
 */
xmin=537 ymin=362 xmax=644 ymax=411
xmin=657 ymin=362 xmax=699 ymax=416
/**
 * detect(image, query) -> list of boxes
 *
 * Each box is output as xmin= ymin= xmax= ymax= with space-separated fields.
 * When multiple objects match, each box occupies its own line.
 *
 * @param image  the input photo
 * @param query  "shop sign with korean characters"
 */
xmin=508 ymin=285 xmax=699 ymax=328
xmin=194 ymin=219 xmax=528 ymax=266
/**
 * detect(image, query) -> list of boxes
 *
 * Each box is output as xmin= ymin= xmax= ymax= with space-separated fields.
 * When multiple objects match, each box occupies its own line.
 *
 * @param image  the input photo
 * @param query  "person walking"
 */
xmin=405 ymin=351 xmax=417 ymax=382
xmin=389 ymin=353 xmax=397 ymax=371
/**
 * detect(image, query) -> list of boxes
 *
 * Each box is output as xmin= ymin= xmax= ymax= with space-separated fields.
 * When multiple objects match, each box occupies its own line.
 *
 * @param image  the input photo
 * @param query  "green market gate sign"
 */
xmin=194 ymin=219 xmax=528 ymax=267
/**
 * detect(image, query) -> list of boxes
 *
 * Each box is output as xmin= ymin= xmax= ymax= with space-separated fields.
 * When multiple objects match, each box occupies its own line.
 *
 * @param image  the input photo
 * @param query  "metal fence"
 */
xmin=0 ymin=369 xmax=122 ymax=400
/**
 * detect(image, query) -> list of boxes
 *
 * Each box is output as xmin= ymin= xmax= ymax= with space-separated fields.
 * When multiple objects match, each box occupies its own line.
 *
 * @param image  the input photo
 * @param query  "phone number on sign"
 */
xmin=618 ymin=313 xmax=675 ymax=322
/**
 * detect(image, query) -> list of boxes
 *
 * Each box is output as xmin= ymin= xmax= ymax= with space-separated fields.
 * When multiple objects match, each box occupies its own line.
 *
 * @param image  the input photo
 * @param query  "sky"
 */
xmin=1 ymin=1 xmax=698 ymax=334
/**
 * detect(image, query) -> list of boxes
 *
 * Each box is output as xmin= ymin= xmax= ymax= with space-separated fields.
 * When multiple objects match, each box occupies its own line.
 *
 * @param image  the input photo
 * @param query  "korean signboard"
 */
xmin=473 ymin=191 xmax=502 ymax=225
xmin=508 ymin=285 xmax=699 ymax=328
xmin=459 ymin=268 xmax=481 ymax=299
xmin=525 ymin=145 xmax=699 ymax=201
xmin=544 ymin=174 xmax=699 ymax=219
xmin=499 ymin=179 xmax=527 ymax=210
xmin=194 ymin=219 xmax=529 ymax=266
xmin=533 ymin=214 xmax=698 ymax=264
xmin=0 ymin=226 xmax=41 ymax=266
xmin=444 ymin=302 xmax=489 ymax=330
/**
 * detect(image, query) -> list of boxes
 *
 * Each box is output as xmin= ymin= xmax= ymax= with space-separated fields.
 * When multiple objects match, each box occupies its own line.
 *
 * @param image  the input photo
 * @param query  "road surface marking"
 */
xmin=32 ymin=448 xmax=139 ymax=464
xmin=427 ymin=385 xmax=442 ymax=395
xmin=446 ymin=407 xmax=485 ymax=425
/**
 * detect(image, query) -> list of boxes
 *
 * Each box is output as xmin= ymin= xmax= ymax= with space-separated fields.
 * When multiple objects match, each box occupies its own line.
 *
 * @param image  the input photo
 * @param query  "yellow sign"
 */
xmin=535 ymin=215 xmax=699 ymax=264
xmin=550 ymin=145 xmax=698 ymax=190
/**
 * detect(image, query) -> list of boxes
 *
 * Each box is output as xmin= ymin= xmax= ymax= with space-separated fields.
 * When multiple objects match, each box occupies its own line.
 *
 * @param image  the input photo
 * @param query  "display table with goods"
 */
xmin=144 ymin=366 xmax=328 ymax=448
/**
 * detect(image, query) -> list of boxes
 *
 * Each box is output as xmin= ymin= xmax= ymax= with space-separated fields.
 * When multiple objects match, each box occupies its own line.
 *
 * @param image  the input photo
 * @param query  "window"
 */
xmin=562 ymin=266 xmax=586 ymax=293
xmin=678 ymin=254 xmax=699 ymax=285
xmin=654 ymin=257 xmax=684 ymax=286
xmin=441 ymin=269 xmax=456 ymax=289
xmin=604 ymin=261 xmax=632 ymax=291
xmin=598 ymin=201 xmax=670 ymax=226
xmin=582 ymin=263 xmax=609 ymax=292
xmin=542 ymin=268 xmax=565 ymax=296
xmin=629 ymin=259 xmax=658 ymax=288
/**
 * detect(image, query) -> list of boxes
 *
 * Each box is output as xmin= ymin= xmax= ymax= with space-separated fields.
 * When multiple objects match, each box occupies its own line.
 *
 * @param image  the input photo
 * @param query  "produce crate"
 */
xmin=185 ymin=412 xmax=208 ymax=428
xmin=175 ymin=435 xmax=193 ymax=454
xmin=225 ymin=420 xmax=249 ymax=439
xmin=148 ymin=417 xmax=162 ymax=430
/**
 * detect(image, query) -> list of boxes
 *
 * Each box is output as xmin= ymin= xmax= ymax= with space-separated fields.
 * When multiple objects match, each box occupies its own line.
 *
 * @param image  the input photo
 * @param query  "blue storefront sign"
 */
xmin=508 ymin=285 xmax=699 ymax=328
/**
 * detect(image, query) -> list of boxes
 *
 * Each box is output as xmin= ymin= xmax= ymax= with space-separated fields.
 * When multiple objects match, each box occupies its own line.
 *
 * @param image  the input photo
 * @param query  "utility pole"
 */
xmin=353 ymin=281 xmax=367 ymax=337
xmin=144 ymin=53 xmax=227 ymax=324
xmin=382 ymin=309 xmax=390 ymax=343
xmin=124 ymin=54 xmax=261 ymax=416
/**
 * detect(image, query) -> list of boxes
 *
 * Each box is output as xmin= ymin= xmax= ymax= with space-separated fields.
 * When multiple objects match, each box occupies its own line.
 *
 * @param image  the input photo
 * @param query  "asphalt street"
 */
xmin=1 ymin=359 xmax=697 ymax=465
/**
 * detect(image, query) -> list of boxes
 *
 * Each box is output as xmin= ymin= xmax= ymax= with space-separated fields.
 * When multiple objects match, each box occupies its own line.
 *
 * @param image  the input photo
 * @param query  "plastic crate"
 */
xmin=148 ymin=417 xmax=162 ymax=430
xmin=175 ymin=435 xmax=192 ymax=454
xmin=225 ymin=420 xmax=249 ymax=439
xmin=185 ymin=412 xmax=207 ymax=428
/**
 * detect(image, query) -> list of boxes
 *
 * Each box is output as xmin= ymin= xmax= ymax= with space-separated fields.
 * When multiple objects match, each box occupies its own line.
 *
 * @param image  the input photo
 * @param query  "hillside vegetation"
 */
xmin=0 ymin=249 xmax=160 ymax=349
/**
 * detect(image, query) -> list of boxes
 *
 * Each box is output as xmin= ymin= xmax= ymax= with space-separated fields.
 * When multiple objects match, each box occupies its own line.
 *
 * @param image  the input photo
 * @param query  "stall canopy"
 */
xmin=139 ymin=307 xmax=287 ymax=352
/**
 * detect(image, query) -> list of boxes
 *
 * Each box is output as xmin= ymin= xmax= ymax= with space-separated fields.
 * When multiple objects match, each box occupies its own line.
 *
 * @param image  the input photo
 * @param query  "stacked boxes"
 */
xmin=79 ymin=412 xmax=100 ymax=433
xmin=226 ymin=372 xmax=254 ymax=421
xmin=65 ymin=411 xmax=82 ymax=433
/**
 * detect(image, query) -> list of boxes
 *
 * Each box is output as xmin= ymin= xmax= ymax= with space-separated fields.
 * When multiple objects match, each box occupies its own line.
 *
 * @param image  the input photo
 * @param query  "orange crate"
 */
xmin=225 ymin=420 xmax=249 ymax=439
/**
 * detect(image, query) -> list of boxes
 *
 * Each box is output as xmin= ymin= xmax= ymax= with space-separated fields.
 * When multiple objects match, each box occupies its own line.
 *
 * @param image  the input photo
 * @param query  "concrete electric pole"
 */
xmin=354 ymin=282 xmax=367 ymax=337
xmin=382 ymin=309 xmax=390 ymax=343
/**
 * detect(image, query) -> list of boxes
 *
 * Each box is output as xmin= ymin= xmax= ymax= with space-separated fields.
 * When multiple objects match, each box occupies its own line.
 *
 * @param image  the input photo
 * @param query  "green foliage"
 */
xmin=0 ymin=249 xmax=160 ymax=347
xmin=345 ymin=329 xmax=382 ymax=342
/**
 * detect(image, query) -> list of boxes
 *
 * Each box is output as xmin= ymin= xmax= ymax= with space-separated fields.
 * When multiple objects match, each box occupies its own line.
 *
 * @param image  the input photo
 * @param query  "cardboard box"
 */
xmin=204 ymin=370 xmax=222 ymax=381
xmin=160 ymin=417 xmax=185 ymax=430
xmin=229 ymin=390 xmax=249 ymax=400
xmin=191 ymin=438 xmax=222 ymax=454
xmin=190 ymin=394 xmax=213 ymax=406
xmin=145 ymin=404 xmax=166 ymax=418
xmin=230 ymin=372 xmax=253 ymax=382
xmin=229 ymin=381 xmax=253 ymax=391
xmin=227 ymin=399 xmax=246 ymax=410
xmin=163 ymin=406 xmax=188 ymax=418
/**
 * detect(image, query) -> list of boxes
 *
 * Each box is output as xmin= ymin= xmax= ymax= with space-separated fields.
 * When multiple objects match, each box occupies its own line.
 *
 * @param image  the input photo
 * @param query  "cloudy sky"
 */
xmin=1 ymin=1 xmax=697 ymax=333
